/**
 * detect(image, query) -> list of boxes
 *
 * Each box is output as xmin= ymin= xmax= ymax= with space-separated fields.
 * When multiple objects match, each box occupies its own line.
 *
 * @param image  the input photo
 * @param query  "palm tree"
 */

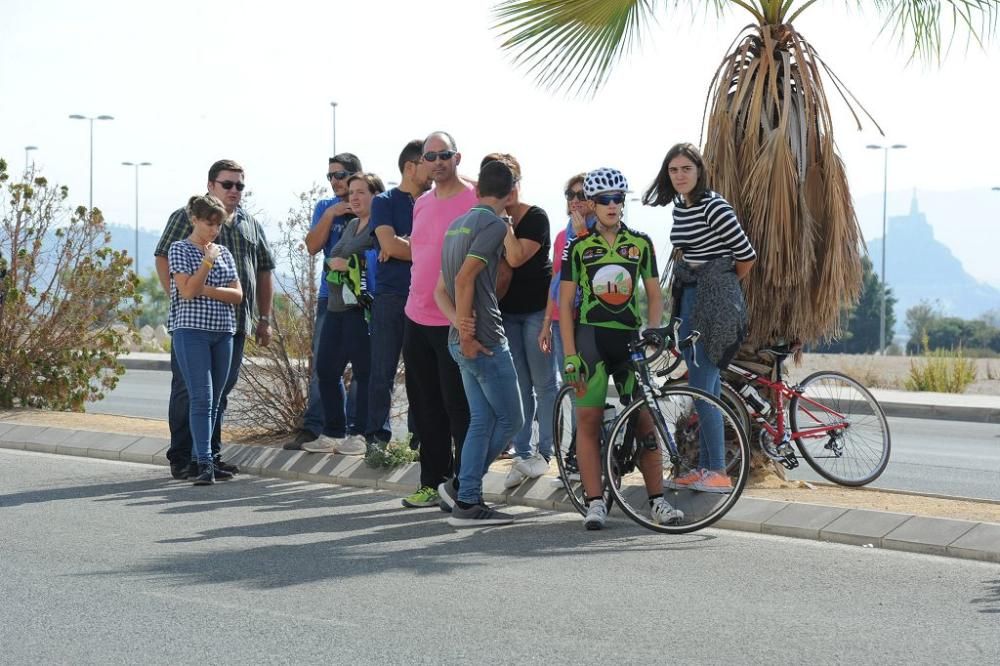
xmin=492 ymin=0 xmax=997 ymax=347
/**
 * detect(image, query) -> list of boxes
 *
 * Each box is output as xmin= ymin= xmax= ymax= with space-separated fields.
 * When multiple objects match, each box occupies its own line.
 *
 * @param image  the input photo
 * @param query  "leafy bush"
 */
xmin=905 ymin=334 xmax=977 ymax=393
xmin=364 ymin=439 xmax=419 ymax=469
xmin=0 ymin=159 xmax=139 ymax=410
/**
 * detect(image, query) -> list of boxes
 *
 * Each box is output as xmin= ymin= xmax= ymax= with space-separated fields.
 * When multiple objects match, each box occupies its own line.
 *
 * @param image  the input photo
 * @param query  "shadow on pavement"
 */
xmin=972 ymin=578 xmax=1000 ymax=614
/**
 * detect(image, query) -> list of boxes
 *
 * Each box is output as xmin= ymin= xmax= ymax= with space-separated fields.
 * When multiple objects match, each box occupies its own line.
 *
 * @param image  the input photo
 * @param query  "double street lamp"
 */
xmin=68 ymin=113 xmax=114 ymax=211
xmin=866 ymin=143 xmax=907 ymax=355
xmin=122 ymin=161 xmax=152 ymax=276
xmin=24 ymin=145 xmax=38 ymax=174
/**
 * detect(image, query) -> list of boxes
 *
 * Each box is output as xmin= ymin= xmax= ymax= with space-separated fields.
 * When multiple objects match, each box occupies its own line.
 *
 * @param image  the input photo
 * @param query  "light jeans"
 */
xmin=502 ymin=309 xmax=558 ymax=460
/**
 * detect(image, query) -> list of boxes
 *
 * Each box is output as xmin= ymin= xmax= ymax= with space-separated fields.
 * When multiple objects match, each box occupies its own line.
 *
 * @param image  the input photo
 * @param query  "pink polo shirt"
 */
xmin=404 ymin=183 xmax=478 ymax=326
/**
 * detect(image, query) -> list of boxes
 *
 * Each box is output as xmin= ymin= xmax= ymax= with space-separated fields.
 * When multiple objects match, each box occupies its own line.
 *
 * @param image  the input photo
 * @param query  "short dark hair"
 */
xmin=208 ymin=159 xmax=244 ymax=183
xmin=397 ymin=139 xmax=424 ymax=174
xmin=329 ymin=152 xmax=362 ymax=174
xmin=346 ymin=172 xmax=386 ymax=196
xmin=423 ymin=131 xmax=457 ymax=152
xmin=480 ymin=153 xmax=521 ymax=181
xmin=186 ymin=194 xmax=227 ymax=223
xmin=477 ymin=160 xmax=515 ymax=200
xmin=642 ymin=142 xmax=709 ymax=207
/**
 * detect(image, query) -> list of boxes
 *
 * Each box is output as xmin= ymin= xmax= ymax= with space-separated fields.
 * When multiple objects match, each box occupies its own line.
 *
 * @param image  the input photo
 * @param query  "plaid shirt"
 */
xmin=155 ymin=206 xmax=276 ymax=336
xmin=167 ymin=240 xmax=239 ymax=334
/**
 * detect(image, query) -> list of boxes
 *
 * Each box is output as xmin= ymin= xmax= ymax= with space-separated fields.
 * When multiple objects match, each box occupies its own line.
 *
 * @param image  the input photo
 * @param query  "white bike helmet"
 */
xmin=583 ymin=167 xmax=630 ymax=197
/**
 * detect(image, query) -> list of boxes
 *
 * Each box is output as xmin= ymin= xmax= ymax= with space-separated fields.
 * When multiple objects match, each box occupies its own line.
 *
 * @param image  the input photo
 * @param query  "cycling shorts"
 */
xmin=573 ymin=324 xmax=638 ymax=408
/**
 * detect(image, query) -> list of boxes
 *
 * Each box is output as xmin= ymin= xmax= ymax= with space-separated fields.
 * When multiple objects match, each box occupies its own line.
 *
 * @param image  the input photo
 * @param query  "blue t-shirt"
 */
xmin=369 ymin=187 xmax=415 ymax=296
xmin=312 ymin=196 xmax=351 ymax=299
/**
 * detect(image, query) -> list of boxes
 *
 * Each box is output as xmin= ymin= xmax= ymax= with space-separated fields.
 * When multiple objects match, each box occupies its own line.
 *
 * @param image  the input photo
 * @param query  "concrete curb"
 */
xmin=3 ymin=421 xmax=998 ymax=564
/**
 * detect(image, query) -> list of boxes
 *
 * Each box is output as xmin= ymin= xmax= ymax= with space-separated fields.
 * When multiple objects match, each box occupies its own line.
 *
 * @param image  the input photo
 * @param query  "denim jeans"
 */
xmin=303 ymin=297 xmax=358 ymax=436
xmin=167 ymin=331 xmax=245 ymax=466
xmin=502 ymin=310 xmax=558 ymax=459
xmin=366 ymin=293 xmax=407 ymax=442
xmin=316 ymin=308 xmax=370 ymax=438
xmin=678 ymin=286 xmax=725 ymax=470
xmin=172 ymin=328 xmax=234 ymax=464
xmin=448 ymin=341 xmax=525 ymax=505
xmin=551 ymin=319 xmax=565 ymax=375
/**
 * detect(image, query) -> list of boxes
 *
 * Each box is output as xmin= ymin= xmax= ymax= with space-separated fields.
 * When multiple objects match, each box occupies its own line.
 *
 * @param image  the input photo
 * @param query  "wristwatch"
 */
xmin=258 ymin=315 xmax=270 ymax=325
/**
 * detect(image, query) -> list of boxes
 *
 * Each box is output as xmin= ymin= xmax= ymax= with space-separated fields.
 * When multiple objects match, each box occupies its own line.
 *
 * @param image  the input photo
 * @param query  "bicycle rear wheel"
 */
xmin=790 ymin=371 xmax=891 ymax=486
xmin=605 ymin=385 xmax=750 ymax=534
xmin=553 ymin=384 xmax=614 ymax=516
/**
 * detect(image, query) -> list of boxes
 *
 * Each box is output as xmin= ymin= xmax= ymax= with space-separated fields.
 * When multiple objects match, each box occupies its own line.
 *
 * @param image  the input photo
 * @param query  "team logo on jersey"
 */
xmin=617 ymin=244 xmax=641 ymax=260
xmin=582 ymin=247 xmax=605 ymax=262
xmin=590 ymin=264 xmax=633 ymax=307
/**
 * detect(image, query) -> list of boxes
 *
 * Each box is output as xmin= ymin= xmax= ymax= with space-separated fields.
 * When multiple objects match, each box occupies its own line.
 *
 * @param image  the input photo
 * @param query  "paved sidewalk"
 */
xmin=2 ymin=418 xmax=998 ymax=564
xmin=115 ymin=353 xmax=1000 ymax=423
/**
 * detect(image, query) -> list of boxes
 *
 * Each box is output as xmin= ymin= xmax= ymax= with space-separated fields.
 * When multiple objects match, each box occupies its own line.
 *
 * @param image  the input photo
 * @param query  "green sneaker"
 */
xmin=401 ymin=486 xmax=440 ymax=508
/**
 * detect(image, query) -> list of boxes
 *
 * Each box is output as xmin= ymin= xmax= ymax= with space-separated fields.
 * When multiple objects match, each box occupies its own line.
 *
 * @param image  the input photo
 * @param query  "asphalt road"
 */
xmin=90 ymin=369 xmax=1000 ymax=500
xmin=1 ymin=450 xmax=997 ymax=665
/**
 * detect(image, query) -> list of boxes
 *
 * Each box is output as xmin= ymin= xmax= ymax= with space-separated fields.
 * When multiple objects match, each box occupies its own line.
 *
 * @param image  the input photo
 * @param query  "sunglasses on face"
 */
xmin=565 ymin=190 xmax=587 ymax=202
xmin=592 ymin=193 xmax=626 ymax=206
xmin=422 ymin=150 xmax=456 ymax=162
xmin=213 ymin=180 xmax=245 ymax=192
xmin=327 ymin=171 xmax=353 ymax=181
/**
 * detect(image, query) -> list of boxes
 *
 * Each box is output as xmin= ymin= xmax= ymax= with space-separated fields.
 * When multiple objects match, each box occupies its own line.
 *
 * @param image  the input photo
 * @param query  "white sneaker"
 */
xmin=516 ymin=452 xmax=550 ymax=479
xmin=336 ymin=434 xmax=367 ymax=456
xmin=504 ymin=463 xmax=528 ymax=489
xmin=302 ymin=435 xmax=342 ymax=453
xmin=584 ymin=499 xmax=607 ymax=530
xmin=650 ymin=497 xmax=684 ymax=526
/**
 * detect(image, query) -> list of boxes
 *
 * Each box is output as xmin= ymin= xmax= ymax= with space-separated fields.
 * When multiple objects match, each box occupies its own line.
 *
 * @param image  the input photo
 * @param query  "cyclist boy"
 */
xmin=558 ymin=167 xmax=683 ymax=530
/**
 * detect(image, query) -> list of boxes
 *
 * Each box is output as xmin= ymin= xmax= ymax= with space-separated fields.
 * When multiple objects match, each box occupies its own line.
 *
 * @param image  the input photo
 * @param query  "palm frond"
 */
xmin=869 ymin=0 xmax=999 ymax=62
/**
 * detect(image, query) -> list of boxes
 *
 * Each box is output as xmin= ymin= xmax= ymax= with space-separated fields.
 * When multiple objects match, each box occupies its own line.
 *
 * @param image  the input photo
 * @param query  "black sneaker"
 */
xmin=437 ymin=480 xmax=457 ymax=514
xmin=283 ymin=429 xmax=319 ymax=451
xmin=170 ymin=463 xmax=190 ymax=480
xmin=447 ymin=503 xmax=514 ymax=528
xmin=191 ymin=462 xmax=215 ymax=486
xmin=213 ymin=462 xmax=235 ymax=481
xmin=214 ymin=456 xmax=239 ymax=474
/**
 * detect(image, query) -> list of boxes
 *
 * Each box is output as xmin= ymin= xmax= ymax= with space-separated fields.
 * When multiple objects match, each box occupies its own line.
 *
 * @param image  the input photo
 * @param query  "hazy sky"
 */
xmin=3 ymin=0 xmax=999 ymax=286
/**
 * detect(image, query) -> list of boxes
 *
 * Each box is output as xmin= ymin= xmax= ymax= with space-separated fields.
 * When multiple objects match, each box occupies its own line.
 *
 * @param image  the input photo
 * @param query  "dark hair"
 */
xmin=477 ymin=160 xmax=515 ymax=199
xmin=480 ymin=152 xmax=521 ymax=181
xmin=329 ymin=152 xmax=362 ymax=174
xmin=423 ymin=130 xmax=457 ymax=151
xmin=642 ymin=142 xmax=709 ymax=207
xmin=346 ymin=172 xmax=386 ymax=196
xmin=208 ymin=159 xmax=244 ymax=183
xmin=187 ymin=194 xmax=227 ymax=223
xmin=397 ymin=139 xmax=424 ymax=174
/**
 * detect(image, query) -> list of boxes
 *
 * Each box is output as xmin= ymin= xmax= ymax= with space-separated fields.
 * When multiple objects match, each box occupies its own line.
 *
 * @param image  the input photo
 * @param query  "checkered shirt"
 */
xmin=167 ymin=240 xmax=239 ymax=334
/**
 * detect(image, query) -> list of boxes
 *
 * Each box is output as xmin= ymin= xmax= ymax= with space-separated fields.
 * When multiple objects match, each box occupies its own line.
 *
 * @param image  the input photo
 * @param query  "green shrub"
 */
xmin=905 ymin=334 xmax=977 ymax=393
xmin=364 ymin=440 xmax=419 ymax=469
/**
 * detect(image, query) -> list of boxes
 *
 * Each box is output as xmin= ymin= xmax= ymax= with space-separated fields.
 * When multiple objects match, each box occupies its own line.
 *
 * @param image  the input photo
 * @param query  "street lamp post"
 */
xmin=866 ymin=143 xmax=907 ymax=355
xmin=121 ymin=161 xmax=152 ymax=275
xmin=69 ymin=114 xmax=114 ymax=211
xmin=24 ymin=145 xmax=38 ymax=174
xmin=330 ymin=101 xmax=338 ymax=156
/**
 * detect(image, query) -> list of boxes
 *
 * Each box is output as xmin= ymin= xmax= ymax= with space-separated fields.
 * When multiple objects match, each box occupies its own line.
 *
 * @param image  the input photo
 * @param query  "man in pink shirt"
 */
xmin=400 ymin=131 xmax=477 ymax=509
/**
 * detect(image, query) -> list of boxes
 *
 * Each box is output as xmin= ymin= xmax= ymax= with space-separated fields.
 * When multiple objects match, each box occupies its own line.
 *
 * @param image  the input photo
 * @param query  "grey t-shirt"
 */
xmin=327 ymin=217 xmax=375 ymax=312
xmin=440 ymin=205 xmax=509 ymax=347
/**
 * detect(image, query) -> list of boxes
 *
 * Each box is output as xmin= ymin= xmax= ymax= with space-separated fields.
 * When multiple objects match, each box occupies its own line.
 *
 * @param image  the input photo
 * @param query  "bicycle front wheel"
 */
xmin=553 ymin=384 xmax=614 ymax=516
xmin=604 ymin=385 xmax=750 ymax=534
xmin=790 ymin=371 xmax=891 ymax=487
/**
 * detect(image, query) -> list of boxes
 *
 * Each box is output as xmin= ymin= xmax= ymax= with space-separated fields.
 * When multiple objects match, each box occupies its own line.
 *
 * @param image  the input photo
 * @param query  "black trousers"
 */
xmin=402 ymin=318 xmax=469 ymax=489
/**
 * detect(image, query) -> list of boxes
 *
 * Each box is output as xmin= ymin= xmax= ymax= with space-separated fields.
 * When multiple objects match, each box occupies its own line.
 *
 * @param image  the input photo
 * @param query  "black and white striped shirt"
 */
xmin=670 ymin=191 xmax=756 ymax=263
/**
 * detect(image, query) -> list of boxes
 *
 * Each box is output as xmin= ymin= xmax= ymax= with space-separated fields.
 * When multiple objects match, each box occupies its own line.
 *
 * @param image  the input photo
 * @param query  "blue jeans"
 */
xmin=502 ymin=310 xmax=558 ymax=460
xmin=316 ymin=308 xmax=370 ymax=438
xmin=449 ymin=341 xmax=525 ymax=505
xmin=167 ymin=331 xmax=244 ymax=466
xmin=551 ymin=319 xmax=565 ymax=375
xmin=366 ymin=293 xmax=407 ymax=442
xmin=172 ymin=328 xmax=234 ymax=464
xmin=678 ymin=286 xmax=725 ymax=470
xmin=303 ymin=297 xmax=357 ymax=435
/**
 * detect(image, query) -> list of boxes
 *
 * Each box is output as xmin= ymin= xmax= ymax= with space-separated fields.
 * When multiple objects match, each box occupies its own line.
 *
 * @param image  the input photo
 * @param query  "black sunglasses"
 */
xmin=213 ymin=180 xmax=245 ymax=192
xmin=592 ymin=193 xmax=626 ymax=206
xmin=565 ymin=190 xmax=587 ymax=202
xmin=422 ymin=150 xmax=456 ymax=162
xmin=326 ymin=170 xmax=354 ymax=181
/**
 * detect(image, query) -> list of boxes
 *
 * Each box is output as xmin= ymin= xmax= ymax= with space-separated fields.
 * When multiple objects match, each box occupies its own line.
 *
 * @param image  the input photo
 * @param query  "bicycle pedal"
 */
xmin=779 ymin=455 xmax=799 ymax=470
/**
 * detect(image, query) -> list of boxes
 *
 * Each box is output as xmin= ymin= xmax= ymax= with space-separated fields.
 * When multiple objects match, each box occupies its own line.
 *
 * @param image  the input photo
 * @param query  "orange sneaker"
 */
xmin=665 ymin=468 xmax=704 ymax=490
xmin=692 ymin=470 xmax=734 ymax=494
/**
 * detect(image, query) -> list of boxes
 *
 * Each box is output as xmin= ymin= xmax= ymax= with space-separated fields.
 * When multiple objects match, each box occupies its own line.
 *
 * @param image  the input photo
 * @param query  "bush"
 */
xmin=905 ymin=335 xmax=977 ymax=393
xmin=364 ymin=439 xmax=419 ymax=469
xmin=0 ymin=159 xmax=139 ymax=410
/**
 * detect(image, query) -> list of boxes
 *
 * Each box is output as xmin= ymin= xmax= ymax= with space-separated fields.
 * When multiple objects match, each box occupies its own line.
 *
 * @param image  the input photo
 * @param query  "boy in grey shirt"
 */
xmin=434 ymin=159 xmax=525 ymax=527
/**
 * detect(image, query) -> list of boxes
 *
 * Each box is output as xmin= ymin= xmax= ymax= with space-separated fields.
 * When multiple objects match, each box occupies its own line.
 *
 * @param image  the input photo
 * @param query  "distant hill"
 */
xmin=866 ymin=193 xmax=1000 ymax=341
xmin=104 ymin=224 xmax=164 ymax=278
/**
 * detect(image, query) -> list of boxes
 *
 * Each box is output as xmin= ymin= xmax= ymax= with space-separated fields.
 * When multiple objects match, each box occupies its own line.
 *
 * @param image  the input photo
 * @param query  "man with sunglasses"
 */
xmin=154 ymin=159 xmax=276 ymax=480
xmin=399 ymin=131 xmax=475 ymax=509
xmin=283 ymin=153 xmax=365 ymax=450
